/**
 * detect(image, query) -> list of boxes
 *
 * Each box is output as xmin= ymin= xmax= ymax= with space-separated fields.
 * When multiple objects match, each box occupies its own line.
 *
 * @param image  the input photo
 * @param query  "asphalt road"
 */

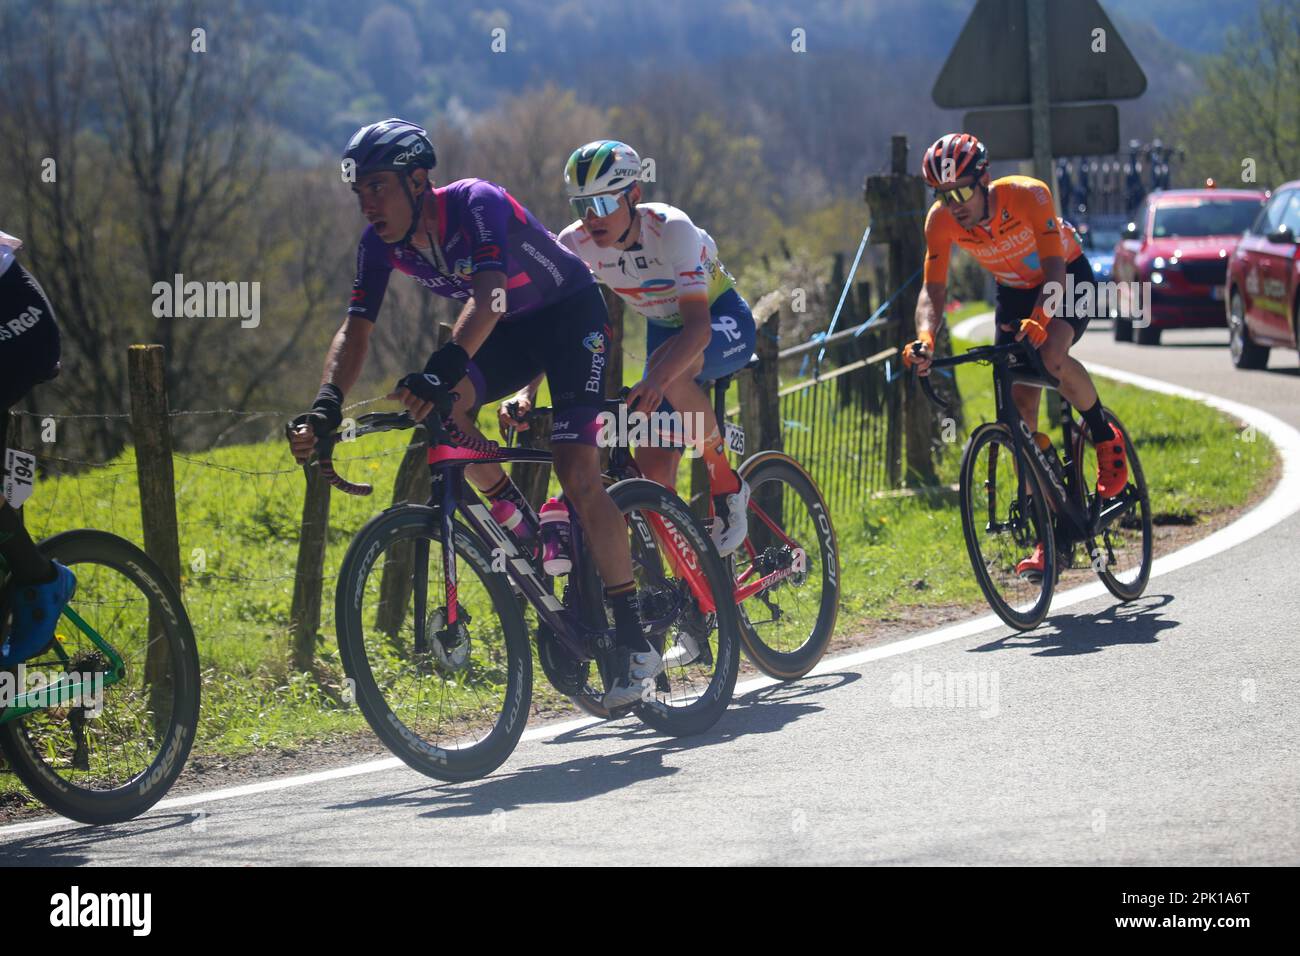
xmin=2 ymin=323 xmax=1297 ymax=866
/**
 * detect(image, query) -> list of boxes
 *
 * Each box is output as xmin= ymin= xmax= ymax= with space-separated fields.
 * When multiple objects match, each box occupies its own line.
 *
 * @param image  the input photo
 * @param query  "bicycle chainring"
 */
xmin=536 ymin=622 xmax=590 ymax=696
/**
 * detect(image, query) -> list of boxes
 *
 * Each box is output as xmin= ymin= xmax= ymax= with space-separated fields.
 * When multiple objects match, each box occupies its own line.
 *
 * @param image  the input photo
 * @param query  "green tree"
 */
xmin=1171 ymin=0 xmax=1300 ymax=187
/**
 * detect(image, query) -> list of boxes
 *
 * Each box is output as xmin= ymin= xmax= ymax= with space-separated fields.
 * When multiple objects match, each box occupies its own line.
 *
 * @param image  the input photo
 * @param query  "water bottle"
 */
xmin=490 ymin=497 xmax=534 ymax=543
xmin=538 ymin=497 xmax=573 ymax=576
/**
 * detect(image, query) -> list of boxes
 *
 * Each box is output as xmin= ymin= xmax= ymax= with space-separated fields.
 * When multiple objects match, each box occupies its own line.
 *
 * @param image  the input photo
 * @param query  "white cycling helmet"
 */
xmin=565 ymin=140 xmax=642 ymax=219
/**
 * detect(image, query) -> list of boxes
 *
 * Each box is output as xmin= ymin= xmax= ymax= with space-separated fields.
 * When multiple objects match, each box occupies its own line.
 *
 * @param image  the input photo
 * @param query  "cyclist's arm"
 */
xmin=320 ymin=315 xmax=374 ymax=395
xmin=448 ymin=270 xmax=508 ymax=357
xmin=917 ymin=204 xmax=952 ymax=343
xmin=644 ymin=217 xmax=714 ymax=382
xmin=645 ymin=295 xmax=712 ymax=383
xmin=1032 ymin=256 xmax=1066 ymax=319
xmin=915 ymin=282 xmax=948 ymax=342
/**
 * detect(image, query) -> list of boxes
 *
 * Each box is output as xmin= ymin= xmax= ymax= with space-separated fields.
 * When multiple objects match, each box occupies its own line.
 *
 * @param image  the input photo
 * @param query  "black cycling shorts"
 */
xmin=464 ymin=282 xmax=610 ymax=446
xmin=0 ymin=262 xmax=62 ymax=410
xmin=994 ymin=255 xmax=1095 ymax=346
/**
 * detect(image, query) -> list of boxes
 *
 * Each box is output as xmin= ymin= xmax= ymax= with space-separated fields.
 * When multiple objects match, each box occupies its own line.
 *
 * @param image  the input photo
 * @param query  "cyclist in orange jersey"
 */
xmin=905 ymin=133 xmax=1128 ymax=580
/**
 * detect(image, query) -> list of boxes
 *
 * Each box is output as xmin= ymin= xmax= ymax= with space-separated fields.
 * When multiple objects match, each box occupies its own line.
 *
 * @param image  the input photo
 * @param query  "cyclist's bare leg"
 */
xmin=551 ymin=443 xmax=634 ymax=584
xmin=635 ymin=347 xmax=738 ymax=495
xmin=636 ymin=445 xmax=682 ymax=489
xmin=438 ymin=374 xmax=510 ymax=492
xmin=1011 ymin=382 xmax=1042 ymax=433
xmin=1039 ymin=320 xmax=1099 ymax=413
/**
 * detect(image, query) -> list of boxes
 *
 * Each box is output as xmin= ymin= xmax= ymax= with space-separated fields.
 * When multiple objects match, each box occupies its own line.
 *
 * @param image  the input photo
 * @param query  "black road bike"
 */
xmin=307 ymin=400 xmax=740 ymax=783
xmin=917 ymin=340 xmax=1153 ymax=630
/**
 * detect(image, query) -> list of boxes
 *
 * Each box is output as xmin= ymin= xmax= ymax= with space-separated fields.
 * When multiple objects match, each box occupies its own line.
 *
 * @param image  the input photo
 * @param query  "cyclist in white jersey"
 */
xmin=509 ymin=141 xmax=756 ymax=562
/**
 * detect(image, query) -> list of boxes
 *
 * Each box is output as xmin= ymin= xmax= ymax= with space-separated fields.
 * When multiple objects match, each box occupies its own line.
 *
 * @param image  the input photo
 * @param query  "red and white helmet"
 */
xmin=921 ymin=133 xmax=989 ymax=188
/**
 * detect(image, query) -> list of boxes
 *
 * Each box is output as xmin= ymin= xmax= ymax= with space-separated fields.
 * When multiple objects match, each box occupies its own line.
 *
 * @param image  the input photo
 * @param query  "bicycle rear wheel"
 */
xmin=959 ymin=424 xmax=1057 ymax=631
xmin=732 ymin=452 xmax=839 ymax=680
xmin=555 ymin=481 xmax=741 ymax=734
xmin=335 ymin=505 xmax=532 ymax=782
xmin=0 ymin=530 xmax=200 ymax=824
xmin=1072 ymin=411 xmax=1153 ymax=601
xmin=613 ymin=479 xmax=740 ymax=736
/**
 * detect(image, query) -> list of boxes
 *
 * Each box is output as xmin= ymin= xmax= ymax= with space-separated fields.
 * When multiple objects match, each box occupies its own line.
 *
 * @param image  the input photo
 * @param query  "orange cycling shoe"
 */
xmin=1095 ymin=423 xmax=1129 ymax=499
xmin=1015 ymin=542 xmax=1046 ymax=581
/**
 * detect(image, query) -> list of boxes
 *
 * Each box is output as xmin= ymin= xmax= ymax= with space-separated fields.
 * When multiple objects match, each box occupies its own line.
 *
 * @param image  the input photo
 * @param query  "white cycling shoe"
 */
xmin=710 ymin=479 xmax=751 ymax=556
xmin=602 ymin=645 xmax=664 ymax=709
xmin=661 ymin=632 xmax=703 ymax=669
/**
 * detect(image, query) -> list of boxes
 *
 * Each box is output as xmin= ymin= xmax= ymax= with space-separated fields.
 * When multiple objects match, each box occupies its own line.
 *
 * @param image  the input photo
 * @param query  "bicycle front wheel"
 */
xmin=732 ymin=452 xmax=839 ymax=680
xmin=335 ymin=505 xmax=532 ymax=782
xmin=959 ymin=424 xmax=1057 ymax=631
xmin=0 ymin=530 xmax=200 ymax=824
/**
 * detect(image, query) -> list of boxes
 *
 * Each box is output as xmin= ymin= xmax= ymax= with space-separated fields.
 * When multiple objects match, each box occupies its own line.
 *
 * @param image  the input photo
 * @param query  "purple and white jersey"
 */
xmin=348 ymin=178 xmax=593 ymax=323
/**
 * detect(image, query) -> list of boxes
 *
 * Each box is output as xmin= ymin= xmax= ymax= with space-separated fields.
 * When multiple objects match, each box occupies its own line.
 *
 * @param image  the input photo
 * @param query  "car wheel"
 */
xmin=1135 ymin=324 xmax=1162 ymax=346
xmin=1228 ymin=291 xmax=1269 ymax=370
xmin=1113 ymin=316 xmax=1133 ymax=342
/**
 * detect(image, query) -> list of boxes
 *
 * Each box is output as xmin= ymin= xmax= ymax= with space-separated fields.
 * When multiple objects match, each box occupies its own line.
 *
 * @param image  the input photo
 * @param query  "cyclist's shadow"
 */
xmin=0 ymin=812 xmax=199 ymax=865
xmin=331 ymin=671 xmax=859 ymax=819
xmin=969 ymin=592 xmax=1177 ymax=657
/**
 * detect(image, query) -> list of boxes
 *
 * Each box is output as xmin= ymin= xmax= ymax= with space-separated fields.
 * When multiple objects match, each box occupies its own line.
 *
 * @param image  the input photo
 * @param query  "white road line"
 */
xmin=952 ymin=311 xmax=995 ymax=340
xmin=4 ymin=363 xmax=1297 ymax=839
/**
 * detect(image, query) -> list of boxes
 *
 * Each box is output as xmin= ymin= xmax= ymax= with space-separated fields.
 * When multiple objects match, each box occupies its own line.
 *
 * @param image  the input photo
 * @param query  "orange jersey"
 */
xmin=923 ymin=175 xmax=1083 ymax=289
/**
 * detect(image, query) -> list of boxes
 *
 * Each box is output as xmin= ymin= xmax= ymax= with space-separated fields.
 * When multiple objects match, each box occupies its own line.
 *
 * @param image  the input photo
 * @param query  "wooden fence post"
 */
xmin=739 ymin=302 xmax=784 ymax=533
xmin=373 ymin=427 xmax=429 ymax=642
xmin=289 ymin=455 xmax=330 ymax=671
xmin=127 ymin=345 xmax=181 ymax=687
xmin=865 ymin=134 xmax=933 ymax=486
xmin=740 ymin=304 xmax=782 ymax=456
xmin=513 ymin=409 xmax=554 ymax=513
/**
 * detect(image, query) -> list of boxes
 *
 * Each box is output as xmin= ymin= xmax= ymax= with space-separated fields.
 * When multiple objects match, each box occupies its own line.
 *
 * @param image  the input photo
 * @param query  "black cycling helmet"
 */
xmin=343 ymin=118 xmax=437 ymax=245
xmin=343 ymin=118 xmax=436 ymax=178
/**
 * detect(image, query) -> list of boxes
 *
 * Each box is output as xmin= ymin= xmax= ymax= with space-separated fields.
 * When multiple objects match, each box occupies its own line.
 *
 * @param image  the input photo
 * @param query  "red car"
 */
xmin=1111 ymin=187 xmax=1267 ymax=345
xmin=1225 ymin=181 xmax=1300 ymax=369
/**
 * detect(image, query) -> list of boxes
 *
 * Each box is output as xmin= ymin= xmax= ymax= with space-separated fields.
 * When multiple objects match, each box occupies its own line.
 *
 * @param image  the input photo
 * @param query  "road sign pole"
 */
xmin=1025 ymin=0 xmax=1059 ymax=215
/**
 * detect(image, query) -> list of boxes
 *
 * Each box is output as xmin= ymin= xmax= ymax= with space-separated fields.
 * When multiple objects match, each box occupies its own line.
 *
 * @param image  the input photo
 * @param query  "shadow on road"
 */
xmin=325 ymin=671 xmax=860 ymax=819
xmin=969 ymin=592 xmax=1177 ymax=657
xmin=0 ymin=811 xmax=199 ymax=866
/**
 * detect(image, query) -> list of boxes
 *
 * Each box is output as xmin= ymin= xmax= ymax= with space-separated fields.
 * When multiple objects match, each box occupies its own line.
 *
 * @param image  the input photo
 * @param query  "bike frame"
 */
xmin=594 ymin=383 xmax=811 ymax=605
xmin=410 ymin=429 xmax=722 ymax=671
xmin=926 ymin=342 xmax=1139 ymax=548
xmin=0 ymin=575 xmax=127 ymax=724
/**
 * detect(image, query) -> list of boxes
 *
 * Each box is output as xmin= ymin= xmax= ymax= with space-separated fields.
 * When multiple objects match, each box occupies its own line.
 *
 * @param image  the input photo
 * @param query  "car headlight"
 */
xmin=1153 ymin=256 xmax=1166 ymax=269
xmin=1151 ymin=271 xmax=1164 ymax=284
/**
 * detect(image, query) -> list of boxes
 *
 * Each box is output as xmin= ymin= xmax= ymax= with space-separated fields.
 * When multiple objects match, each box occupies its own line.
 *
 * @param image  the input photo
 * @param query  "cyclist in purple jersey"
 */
xmin=348 ymin=177 xmax=592 ymax=322
xmin=286 ymin=119 xmax=661 ymax=706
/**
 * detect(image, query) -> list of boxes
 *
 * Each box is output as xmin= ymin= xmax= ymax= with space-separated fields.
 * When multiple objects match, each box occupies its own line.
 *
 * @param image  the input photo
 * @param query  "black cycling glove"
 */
xmin=291 ymin=382 xmax=344 ymax=437
xmin=421 ymin=342 xmax=469 ymax=389
xmin=394 ymin=342 xmax=468 ymax=410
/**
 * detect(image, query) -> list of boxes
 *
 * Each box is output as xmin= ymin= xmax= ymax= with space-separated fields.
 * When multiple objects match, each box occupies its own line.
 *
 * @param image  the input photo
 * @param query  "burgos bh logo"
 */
xmin=583 ymin=332 xmax=606 ymax=355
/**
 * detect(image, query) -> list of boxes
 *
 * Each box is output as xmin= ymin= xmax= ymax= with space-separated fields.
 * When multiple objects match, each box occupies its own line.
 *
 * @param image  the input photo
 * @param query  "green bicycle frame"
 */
xmin=0 ymin=584 xmax=127 ymax=724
